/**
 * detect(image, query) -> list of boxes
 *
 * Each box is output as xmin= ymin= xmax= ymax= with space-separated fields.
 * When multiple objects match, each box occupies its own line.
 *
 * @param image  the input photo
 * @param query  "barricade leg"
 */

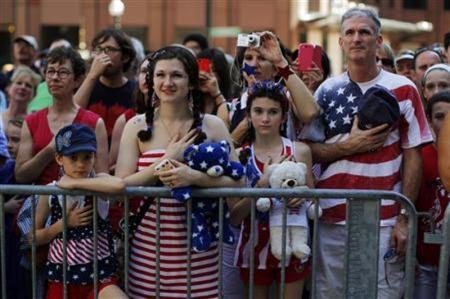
xmin=93 ymin=196 xmax=99 ymax=299
xmin=0 ymin=195 xmax=6 ymax=299
xmin=62 ymin=195 xmax=68 ymax=299
xmin=345 ymin=198 xmax=380 ymax=299
xmin=436 ymin=205 xmax=450 ymax=299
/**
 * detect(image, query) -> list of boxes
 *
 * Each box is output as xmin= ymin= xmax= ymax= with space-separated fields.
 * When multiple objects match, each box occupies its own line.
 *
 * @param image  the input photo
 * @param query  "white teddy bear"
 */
xmin=256 ymin=160 xmax=321 ymax=262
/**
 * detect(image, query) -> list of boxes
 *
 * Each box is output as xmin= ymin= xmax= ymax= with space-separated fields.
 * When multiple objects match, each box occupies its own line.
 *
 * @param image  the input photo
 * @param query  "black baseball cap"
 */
xmin=55 ymin=124 xmax=97 ymax=156
xmin=358 ymin=86 xmax=400 ymax=130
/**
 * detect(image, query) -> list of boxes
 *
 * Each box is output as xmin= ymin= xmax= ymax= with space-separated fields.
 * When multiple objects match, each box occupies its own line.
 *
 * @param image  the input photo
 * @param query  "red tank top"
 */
xmin=25 ymin=108 xmax=100 ymax=185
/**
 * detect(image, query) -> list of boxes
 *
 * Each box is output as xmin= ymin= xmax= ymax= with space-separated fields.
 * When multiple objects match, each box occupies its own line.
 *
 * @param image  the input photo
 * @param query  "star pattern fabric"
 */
xmin=318 ymin=80 xmax=363 ymax=140
xmin=170 ymin=140 xmax=245 ymax=252
xmin=46 ymin=195 xmax=117 ymax=284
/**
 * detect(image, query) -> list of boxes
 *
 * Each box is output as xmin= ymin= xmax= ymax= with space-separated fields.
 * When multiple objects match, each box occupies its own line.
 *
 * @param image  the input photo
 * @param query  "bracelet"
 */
xmin=277 ymin=65 xmax=294 ymax=81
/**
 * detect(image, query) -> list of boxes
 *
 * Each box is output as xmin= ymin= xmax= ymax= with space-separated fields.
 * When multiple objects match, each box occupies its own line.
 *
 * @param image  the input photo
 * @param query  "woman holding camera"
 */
xmin=227 ymin=31 xmax=319 ymax=146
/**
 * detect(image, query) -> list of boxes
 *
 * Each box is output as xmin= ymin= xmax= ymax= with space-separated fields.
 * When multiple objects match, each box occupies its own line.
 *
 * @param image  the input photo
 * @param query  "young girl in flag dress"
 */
xmin=228 ymin=81 xmax=315 ymax=299
xmin=34 ymin=124 xmax=127 ymax=299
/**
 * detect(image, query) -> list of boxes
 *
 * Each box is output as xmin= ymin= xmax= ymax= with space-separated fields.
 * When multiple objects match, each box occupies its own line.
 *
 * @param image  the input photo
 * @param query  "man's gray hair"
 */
xmin=341 ymin=7 xmax=381 ymax=35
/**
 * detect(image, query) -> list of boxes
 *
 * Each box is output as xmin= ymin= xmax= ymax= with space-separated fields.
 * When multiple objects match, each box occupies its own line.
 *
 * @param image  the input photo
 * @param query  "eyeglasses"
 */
xmin=93 ymin=46 xmax=122 ymax=55
xmin=376 ymin=57 xmax=394 ymax=68
xmin=46 ymin=69 xmax=72 ymax=79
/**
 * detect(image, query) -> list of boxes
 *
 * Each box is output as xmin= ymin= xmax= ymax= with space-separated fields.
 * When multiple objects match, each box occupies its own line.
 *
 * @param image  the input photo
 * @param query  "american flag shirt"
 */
xmin=302 ymin=69 xmax=433 ymax=225
xmin=46 ymin=194 xmax=116 ymax=284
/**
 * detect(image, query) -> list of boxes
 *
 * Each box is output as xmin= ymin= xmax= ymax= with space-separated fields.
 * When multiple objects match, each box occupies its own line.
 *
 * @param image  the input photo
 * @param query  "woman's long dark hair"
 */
xmin=137 ymin=46 xmax=206 ymax=144
xmin=238 ymin=81 xmax=289 ymax=163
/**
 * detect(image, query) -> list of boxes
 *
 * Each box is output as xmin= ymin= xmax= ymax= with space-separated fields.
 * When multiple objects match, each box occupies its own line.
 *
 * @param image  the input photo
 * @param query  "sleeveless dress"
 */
xmin=46 ymin=193 xmax=116 ymax=284
xmin=128 ymin=149 xmax=219 ymax=299
xmin=234 ymin=137 xmax=308 ymax=271
xmin=25 ymin=108 xmax=100 ymax=185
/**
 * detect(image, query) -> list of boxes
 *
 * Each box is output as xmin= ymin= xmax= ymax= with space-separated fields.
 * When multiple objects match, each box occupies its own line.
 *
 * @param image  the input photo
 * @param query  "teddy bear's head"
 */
xmin=267 ymin=161 xmax=307 ymax=188
xmin=184 ymin=140 xmax=239 ymax=178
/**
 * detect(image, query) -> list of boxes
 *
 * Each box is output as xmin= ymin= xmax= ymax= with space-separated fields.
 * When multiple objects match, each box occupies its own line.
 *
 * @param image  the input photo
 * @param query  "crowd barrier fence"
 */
xmin=0 ymin=185 xmax=445 ymax=299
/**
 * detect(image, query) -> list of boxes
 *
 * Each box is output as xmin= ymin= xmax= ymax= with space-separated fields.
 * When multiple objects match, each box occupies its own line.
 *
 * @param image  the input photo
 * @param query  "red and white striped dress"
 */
xmin=128 ymin=149 xmax=219 ymax=299
xmin=235 ymin=138 xmax=306 ymax=270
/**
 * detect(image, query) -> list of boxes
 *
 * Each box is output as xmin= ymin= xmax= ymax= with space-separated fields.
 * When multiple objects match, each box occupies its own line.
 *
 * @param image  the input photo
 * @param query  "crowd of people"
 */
xmin=1 ymin=6 xmax=450 ymax=299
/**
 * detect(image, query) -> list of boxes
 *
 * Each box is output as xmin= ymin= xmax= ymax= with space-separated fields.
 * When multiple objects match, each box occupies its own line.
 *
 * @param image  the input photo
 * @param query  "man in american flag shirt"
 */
xmin=302 ymin=7 xmax=433 ymax=299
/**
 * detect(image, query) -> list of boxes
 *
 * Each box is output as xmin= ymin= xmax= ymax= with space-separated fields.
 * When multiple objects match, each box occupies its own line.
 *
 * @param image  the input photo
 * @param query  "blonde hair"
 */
xmin=11 ymin=65 xmax=41 ymax=89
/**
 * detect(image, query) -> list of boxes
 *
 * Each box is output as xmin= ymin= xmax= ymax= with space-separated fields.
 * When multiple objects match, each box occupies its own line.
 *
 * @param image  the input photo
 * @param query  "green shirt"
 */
xmin=27 ymin=82 xmax=53 ymax=113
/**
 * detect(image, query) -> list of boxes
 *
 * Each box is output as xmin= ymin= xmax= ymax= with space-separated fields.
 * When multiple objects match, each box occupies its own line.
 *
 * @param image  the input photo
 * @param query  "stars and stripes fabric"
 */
xmin=46 ymin=195 xmax=116 ymax=284
xmin=302 ymin=70 xmax=433 ymax=225
xmin=128 ymin=149 xmax=219 ymax=299
xmin=235 ymin=138 xmax=305 ymax=269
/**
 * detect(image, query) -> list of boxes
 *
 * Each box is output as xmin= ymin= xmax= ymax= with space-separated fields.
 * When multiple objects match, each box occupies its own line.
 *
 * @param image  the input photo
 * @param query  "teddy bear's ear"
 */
xmin=296 ymin=162 xmax=307 ymax=173
xmin=220 ymin=140 xmax=231 ymax=153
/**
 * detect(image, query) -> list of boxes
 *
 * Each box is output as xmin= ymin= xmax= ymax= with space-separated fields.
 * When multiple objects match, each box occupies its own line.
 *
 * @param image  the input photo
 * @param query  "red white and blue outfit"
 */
xmin=46 ymin=193 xmax=116 ymax=285
xmin=302 ymin=69 xmax=433 ymax=298
xmin=414 ymin=144 xmax=450 ymax=298
xmin=234 ymin=137 xmax=310 ymax=285
xmin=128 ymin=149 xmax=219 ymax=299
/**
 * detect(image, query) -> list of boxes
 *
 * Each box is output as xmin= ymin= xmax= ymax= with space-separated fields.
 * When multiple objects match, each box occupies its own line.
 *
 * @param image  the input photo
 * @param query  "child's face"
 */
xmin=249 ymin=97 xmax=284 ymax=136
xmin=6 ymin=123 xmax=22 ymax=159
xmin=431 ymin=101 xmax=450 ymax=137
xmin=56 ymin=151 xmax=95 ymax=179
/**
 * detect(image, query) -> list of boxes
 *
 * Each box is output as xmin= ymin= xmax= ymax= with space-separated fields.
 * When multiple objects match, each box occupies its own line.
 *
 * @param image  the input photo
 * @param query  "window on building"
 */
xmin=445 ymin=0 xmax=450 ymax=10
xmin=123 ymin=27 xmax=148 ymax=52
xmin=175 ymin=28 xmax=208 ymax=45
xmin=403 ymin=0 xmax=427 ymax=9
xmin=41 ymin=26 xmax=79 ymax=49
xmin=0 ymin=30 xmax=12 ymax=68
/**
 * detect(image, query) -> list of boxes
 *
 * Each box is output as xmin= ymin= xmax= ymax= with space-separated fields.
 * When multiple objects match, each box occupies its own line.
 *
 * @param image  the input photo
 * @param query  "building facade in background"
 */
xmin=0 ymin=0 xmax=449 ymax=74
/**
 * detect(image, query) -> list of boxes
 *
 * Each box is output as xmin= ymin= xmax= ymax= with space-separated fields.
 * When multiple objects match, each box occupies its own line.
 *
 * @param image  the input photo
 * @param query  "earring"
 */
xmin=151 ymin=92 xmax=159 ymax=107
xmin=58 ymin=165 xmax=65 ymax=178
xmin=188 ymin=90 xmax=194 ymax=109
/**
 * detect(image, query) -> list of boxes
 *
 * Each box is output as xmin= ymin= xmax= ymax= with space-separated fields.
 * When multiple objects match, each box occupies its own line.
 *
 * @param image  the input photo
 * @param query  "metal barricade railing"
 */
xmin=0 ymin=185 xmax=420 ymax=299
xmin=436 ymin=204 xmax=450 ymax=299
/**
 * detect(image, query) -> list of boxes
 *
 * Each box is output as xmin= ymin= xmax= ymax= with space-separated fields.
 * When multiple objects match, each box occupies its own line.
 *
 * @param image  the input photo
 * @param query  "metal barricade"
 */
xmin=436 ymin=204 xmax=450 ymax=299
xmin=0 ymin=185 xmax=419 ymax=299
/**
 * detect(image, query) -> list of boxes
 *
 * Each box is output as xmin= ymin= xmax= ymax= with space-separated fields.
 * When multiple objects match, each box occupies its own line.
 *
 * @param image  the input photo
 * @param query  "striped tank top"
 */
xmin=128 ymin=149 xmax=219 ymax=298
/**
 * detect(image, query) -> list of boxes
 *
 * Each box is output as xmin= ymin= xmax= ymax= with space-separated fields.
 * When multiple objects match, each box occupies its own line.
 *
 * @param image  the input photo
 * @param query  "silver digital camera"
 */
xmin=237 ymin=33 xmax=261 ymax=48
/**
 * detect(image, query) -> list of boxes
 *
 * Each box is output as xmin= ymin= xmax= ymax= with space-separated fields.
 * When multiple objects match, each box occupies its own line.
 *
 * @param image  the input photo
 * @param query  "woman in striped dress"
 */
xmin=115 ymin=46 xmax=243 ymax=299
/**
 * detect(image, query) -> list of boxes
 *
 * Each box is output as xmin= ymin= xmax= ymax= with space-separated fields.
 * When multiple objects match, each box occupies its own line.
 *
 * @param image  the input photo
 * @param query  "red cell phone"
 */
xmin=297 ymin=43 xmax=322 ymax=72
xmin=197 ymin=58 xmax=212 ymax=73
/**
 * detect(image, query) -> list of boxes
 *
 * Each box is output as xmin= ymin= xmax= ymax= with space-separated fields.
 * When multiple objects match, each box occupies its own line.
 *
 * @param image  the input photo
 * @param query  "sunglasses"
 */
xmin=376 ymin=57 xmax=394 ymax=68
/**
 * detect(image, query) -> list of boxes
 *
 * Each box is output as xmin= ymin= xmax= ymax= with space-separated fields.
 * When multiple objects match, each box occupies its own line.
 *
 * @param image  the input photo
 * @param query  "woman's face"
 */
xmin=243 ymin=48 xmax=274 ymax=82
xmin=423 ymin=70 xmax=450 ymax=101
xmin=376 ymin=47 xmax=395 ymax=73
xmin=249 ymin=96 xmax=284 ymax=136
xmin=138 ymin=59 xmax=150 ymax=95
xmin=8 ymin=74 xmax=35 ymax=103
xmin=46 ymin=59 xmax=77 ymax=98
xmin=153 ymin=58 xmax=190 ymax=103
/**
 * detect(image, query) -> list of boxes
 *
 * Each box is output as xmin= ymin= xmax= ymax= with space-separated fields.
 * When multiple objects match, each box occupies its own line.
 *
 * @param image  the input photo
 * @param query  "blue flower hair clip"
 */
xmin=56 ymin=130 xmax=72 ymax=152
xmin=249 ymin=80 xmax=285 ymax=96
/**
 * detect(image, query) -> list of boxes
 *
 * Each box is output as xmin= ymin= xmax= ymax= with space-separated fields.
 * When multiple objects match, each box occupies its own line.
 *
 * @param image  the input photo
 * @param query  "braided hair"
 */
xmin=137 ymin=46 xmax=206 ymax=144
xmin=238 ymin=81 xmax=289 ymax=164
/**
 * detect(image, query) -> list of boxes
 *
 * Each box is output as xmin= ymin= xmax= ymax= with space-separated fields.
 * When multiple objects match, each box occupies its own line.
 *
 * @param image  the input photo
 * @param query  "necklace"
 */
xmin=159 ymin=116 xmax=192 ymax=139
